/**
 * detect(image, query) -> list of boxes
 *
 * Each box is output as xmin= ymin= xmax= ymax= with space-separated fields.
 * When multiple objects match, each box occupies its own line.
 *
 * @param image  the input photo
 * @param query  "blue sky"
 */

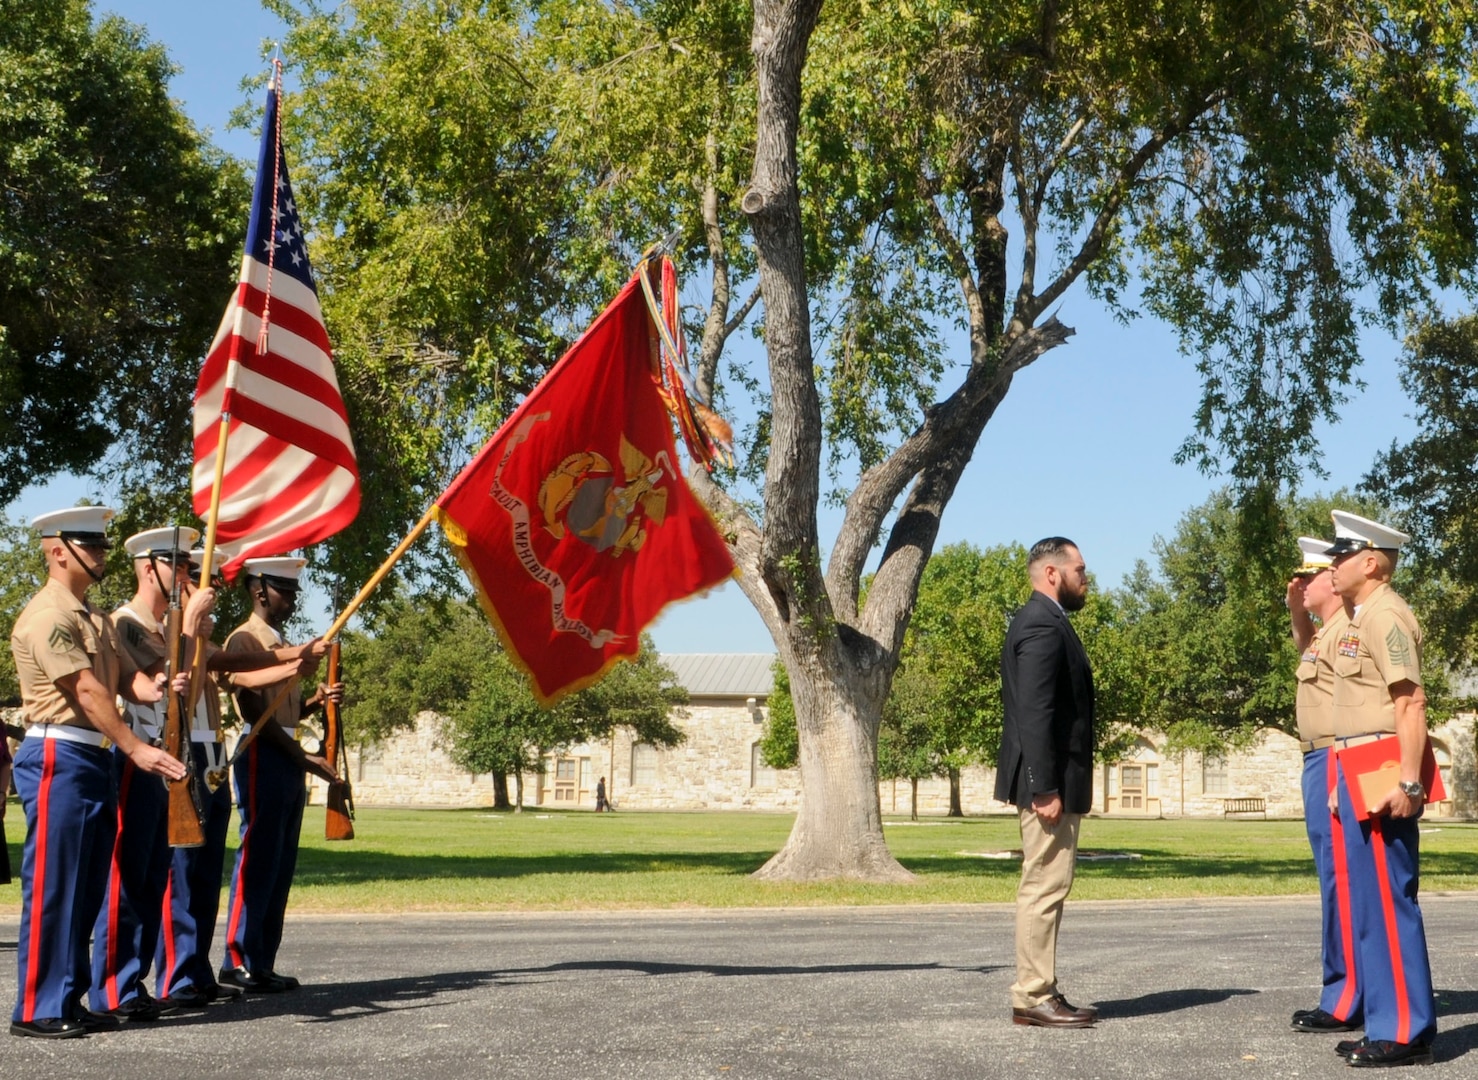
xmin=13 ymin=2 xmax=1422 ymax=654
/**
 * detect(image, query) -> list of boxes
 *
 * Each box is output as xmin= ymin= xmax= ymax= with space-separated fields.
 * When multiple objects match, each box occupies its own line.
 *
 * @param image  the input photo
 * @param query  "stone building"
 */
xmin=297 ymin=653 xmax=1476 ymax=819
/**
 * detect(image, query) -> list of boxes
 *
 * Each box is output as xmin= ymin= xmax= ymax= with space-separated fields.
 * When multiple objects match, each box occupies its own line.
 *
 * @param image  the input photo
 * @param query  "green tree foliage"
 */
xmin=264 ymin=0 xmax=615 ymax=598
xmin=1122 ymin=489 xmax=1462 ymax=752
xmin=247 ymin=1 xmax=1478 ymax=877
xmin=1366 ymin=313 xmax=1478 ymax=662
xmin=0 ymin=0 xmax=247 ymax=503
xmin=758 ymin=660 xmax=797 ymax=769
xmin=873 ymin=543 xmax=1145 ymax=807
xmin=0 ymin=516 xmax=46 ymax=705
xmin=341 ymin=595 xmax=687 ymax=804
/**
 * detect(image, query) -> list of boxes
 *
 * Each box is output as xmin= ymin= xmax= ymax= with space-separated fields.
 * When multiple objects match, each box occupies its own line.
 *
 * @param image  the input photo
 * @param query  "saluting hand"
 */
xmin=1285 ymin=577 xmax=1308 ymax=614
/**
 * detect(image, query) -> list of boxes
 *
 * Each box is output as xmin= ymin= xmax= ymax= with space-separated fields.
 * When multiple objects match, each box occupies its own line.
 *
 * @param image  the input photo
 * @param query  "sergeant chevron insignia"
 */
xmin=48 ymin=625 xmax=74 ymax=652
xmin=1385 ymin=623 xmax=1413 ymax=667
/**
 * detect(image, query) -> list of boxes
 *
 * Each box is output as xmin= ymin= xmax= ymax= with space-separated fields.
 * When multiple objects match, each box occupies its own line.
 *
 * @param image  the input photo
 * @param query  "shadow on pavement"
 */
xmin=1093 ymin=987 xmax=1257 ymax=1019
xmin=151 ymin=958 xmax=1005 ymax=1027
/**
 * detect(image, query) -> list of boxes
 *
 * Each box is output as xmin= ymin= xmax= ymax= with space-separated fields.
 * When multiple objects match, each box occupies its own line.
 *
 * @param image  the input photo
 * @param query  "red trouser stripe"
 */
xmin=103 ymin=761 xmax=135 ymax=1009
xmin=224 ymin=748 xmax=255 ymax=970
xmin=161 ymin=873 xmax=177 ymax=990
xmin=21 ymin=741 xmax=57 ymax=1022
xmin=1328 ymin=760 xmax=1359 ymax=1020
xmin=1370 ymin=819 xmax=1410 ymax=1044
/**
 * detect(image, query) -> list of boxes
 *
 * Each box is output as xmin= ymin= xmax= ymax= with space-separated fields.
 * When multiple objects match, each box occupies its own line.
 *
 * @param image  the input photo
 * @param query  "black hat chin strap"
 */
xmin=61 ymin=537 xmax=107 ymax=584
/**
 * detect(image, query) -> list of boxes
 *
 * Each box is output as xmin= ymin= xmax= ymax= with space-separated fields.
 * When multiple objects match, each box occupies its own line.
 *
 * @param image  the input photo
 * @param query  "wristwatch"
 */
xmin=1398 ymin=780 xmax=1426 ymax=800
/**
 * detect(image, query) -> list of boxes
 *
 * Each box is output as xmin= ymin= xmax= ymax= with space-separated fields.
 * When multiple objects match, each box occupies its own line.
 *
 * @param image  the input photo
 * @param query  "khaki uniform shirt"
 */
xmin=10 ymin=578 xmax=136 ymax=731
xmin=1296 ymin=606 xmax=1348 ymax=742
xmin=114 ymin=600 xmax=168 ymax=737
xmin=1331 ymin=582 xmax=1422 ymax=739
xmin=113 ymin=599 xmax=213 ymax=737
xmin=222 ymin=614 xmax=299 ymax=730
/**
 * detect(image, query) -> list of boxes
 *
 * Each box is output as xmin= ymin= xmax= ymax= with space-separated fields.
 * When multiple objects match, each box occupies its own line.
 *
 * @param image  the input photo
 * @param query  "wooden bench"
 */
xmin=1222 ymin=797 xmax=1267 ymax=818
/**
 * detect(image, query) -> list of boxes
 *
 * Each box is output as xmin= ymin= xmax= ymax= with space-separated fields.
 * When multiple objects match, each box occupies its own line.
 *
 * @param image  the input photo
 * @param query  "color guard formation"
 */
xmin=7 ymin=508 xmax=344 ymax=1038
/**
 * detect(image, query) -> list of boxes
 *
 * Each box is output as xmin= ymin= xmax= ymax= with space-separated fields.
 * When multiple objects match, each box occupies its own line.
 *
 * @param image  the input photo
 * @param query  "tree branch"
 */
xmin=1022 ymin=91 xmax=1228 ymax=326
xmin=825 ymin=318 xmax=1075 ymax=620
xmin=687 ymin=469 xmax=781 ymax=639
xmin=746 ymin=0 xmax=830 ymax=641
xmin=697 ymin=128 xmax=731 ymax=401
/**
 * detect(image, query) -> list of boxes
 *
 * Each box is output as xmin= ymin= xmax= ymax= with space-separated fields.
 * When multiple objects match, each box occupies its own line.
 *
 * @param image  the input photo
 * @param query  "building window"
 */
xmin=751 ymin=743 xmax=776 ymax=789
xmin=1119 ymin=764 xmax=1145 ymax=810
xmin=1202 ymin=756 xmax=1229 ymax=795
xmin=552 ymin=756 xmax=579 ymax=802
xmin=1113 ymin=738 xmax=1160 ymax=810
xmin=631 ymin=742 xmax=657 ymax=787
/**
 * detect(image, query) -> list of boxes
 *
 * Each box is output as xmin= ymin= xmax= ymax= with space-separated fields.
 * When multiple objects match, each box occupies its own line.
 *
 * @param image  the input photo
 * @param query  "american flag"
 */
xmin=193 ymin=80 xmax=359 ymax=577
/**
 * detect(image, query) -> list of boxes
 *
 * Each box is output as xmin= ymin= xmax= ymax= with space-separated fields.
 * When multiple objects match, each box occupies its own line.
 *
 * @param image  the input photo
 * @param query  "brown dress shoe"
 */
xmin=1012 ymin=997 xmax=1097 ymax=1028
xmin=1056 ymin=995 xmax=1099 ymax=1018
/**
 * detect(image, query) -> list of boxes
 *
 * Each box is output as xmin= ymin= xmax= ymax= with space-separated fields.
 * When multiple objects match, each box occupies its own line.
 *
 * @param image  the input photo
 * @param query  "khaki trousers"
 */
xmin=1011 ymin=806 xmax=1082 ymax=1009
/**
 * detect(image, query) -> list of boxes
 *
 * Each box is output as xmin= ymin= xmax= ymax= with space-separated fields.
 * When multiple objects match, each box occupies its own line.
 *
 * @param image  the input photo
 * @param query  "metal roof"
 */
xmin=660 ymin=654 xmax=777 ymax=698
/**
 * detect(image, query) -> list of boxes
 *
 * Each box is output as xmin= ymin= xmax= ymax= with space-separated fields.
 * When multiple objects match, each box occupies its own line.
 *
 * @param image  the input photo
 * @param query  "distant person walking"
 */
xmin=994 ymin=537 xmax=1097 ymax=1029
xmin=595 ymin=777 xmax=610 ymax=813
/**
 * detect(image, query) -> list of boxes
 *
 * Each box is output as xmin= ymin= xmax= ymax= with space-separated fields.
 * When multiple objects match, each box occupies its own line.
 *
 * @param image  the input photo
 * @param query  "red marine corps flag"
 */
xmin=193 ymin=69 xmax=359 ymax=577
xmin=435 ymin=258 xmax=735 ymax=704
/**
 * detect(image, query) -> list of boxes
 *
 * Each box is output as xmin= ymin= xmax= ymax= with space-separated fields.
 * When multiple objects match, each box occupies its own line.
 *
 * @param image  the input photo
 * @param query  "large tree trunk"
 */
xmin=491 ymin=770 xmax=511 ymax=811
xmin=753 ymin=660 xmax=912 ymax=881
xmin=910 ymin=778 xmax=919 ymax=822
xmin=513 ymin=770 xmax=524 ymax=813
xmin=948 ymin=767 xmax=963 ymax=818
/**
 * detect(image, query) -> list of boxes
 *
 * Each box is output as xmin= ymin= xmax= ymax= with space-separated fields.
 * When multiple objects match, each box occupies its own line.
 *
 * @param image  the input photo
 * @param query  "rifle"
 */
xmin=162 ymin=528 xmax=206 ymax=848
xmin=322 ymin=640 xmax=354 ymax=840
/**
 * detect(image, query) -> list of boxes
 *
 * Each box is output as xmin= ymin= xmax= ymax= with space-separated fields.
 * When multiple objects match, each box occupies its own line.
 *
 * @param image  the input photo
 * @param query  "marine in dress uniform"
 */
xmin=218 ymin=557 xmax=341 ymax=994
xmin=155 ymin=548 xmax=321 ymax=1009
xmin=1287 ymin=537 xmax=1362 ymax=1034
xmin=7 ymin=508 xmax=187 ymax=1040
xmin=1325 ymin=511 xmax=1436 ymax=1068
xmin=89 ymin=527 xmax=204 ymax=1022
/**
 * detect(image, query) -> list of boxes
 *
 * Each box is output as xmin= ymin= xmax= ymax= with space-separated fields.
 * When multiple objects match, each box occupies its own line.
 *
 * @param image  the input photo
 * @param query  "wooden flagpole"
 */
xmin=223 ymin=502 xmax=440 ymax=767
xmin=188 ymin=59 xmax=287 ymax=713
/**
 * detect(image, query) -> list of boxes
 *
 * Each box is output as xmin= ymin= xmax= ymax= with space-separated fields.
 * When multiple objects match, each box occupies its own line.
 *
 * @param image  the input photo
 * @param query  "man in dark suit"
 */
xmin=995 ymin=537 xmax=1097 ymax=1028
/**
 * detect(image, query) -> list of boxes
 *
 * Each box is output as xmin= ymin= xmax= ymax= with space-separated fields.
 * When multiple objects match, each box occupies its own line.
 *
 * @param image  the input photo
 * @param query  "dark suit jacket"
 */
xmin=994 ymin=590 xmax=1096 ymax=813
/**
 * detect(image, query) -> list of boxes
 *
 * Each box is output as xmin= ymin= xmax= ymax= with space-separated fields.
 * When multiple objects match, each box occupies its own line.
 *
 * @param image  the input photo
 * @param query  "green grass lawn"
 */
xmin=5 ymin=806 xmax=1478 ymax=913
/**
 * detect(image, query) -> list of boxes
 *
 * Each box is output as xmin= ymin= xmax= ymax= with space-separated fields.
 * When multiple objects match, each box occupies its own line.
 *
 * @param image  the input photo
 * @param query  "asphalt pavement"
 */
xmin=1 ymin=896 xmax=1475 ymax=1078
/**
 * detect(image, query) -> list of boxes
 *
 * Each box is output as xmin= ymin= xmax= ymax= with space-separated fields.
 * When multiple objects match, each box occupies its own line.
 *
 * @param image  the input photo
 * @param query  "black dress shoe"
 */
xmin=1291 ymin=1007 xmax=1361 ymax=1033
xmin=218 ymin=967 xmax=285 ymax=994
xmin=101 ymin=995 xmax=162 ymax=1023
xmin=266 ymin=971 xmax=300 ymax=990
xmin=1338 ymin=1037 xmax=1370 ymax=1060
xmin=206 ymin=982 xmax=243 ymax=1002
xmin=157 ymin=986 xmax=212 ymax=1010
xmin=1012 ymin=997 xmax=1096 ymax=1028
xmin=1347 ymin=1039 xmax=1434 ymax=1068
xmin=10 ymin=1017 xmax=88 ymax=1039
xmin=72 ymin=1009 xmax=124 ymax=1032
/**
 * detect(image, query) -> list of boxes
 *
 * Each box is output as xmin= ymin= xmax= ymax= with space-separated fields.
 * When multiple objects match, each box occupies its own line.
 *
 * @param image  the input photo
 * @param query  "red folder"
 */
xmin=1337 ymin=736 xmax=1445 ymax=821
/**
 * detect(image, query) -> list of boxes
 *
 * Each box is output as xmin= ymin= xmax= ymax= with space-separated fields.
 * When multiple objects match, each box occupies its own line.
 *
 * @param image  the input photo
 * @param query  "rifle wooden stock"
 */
xmin=163 ymin=605 xmax=206 ymax=849
xmin=322 ymin=641 xmax=354 ymax=841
